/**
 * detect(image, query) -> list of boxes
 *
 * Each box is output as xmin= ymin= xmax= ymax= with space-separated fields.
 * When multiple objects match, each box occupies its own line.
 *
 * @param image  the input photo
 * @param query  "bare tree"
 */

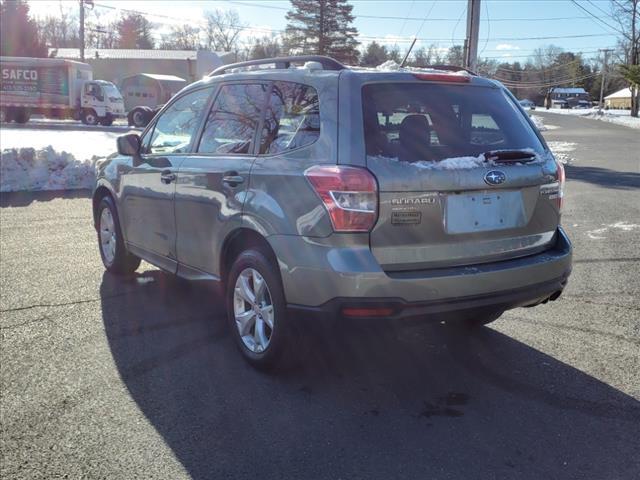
xmin=204 ymin=9 xmax=244 ymax=58
xmin=161 ymin=24 xmax=202 ymax=50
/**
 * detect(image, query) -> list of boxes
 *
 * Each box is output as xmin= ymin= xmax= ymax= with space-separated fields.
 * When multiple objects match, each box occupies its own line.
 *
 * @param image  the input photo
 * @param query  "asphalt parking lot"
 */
xmin=1 ymin=113 xmax=639 ymax=479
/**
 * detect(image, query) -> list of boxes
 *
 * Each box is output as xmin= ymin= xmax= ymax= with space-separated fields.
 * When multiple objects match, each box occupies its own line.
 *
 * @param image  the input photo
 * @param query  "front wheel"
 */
xmin=226 ymin=249 xmax=290 ymax=370
xmin=97 ymin=196 xmax=140 ymax=275
xmin=82 ymin=109 xmax=98 ymax=126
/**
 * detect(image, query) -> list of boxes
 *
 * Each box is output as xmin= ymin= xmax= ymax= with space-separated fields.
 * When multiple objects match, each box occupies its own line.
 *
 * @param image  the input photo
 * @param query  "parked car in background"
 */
xmin=574 ymin=100 xmax=591 ymax=109
xmin=93 ymin=55 xmax=572 ymax=369
xmin=519 ymin=99 xmax=536 ymax=109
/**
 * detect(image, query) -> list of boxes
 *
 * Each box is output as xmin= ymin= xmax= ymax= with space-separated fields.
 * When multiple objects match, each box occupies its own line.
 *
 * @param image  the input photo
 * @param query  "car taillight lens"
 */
xmin=556 ymin=160 xmax=565 ymax=213
xmin=305 ymin=165 xmax=378 ymax=232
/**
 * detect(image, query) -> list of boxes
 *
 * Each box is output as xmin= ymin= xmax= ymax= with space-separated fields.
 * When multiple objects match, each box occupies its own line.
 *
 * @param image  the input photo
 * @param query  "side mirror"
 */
xmin=117 ymin=133 xmax=141 ymax=156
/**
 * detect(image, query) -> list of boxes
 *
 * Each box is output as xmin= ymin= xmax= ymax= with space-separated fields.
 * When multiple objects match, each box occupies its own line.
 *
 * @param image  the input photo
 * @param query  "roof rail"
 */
xmin=209 ymin=55 xmax=347 ymax=76
xmin=427 ymin=65 xmax=477 ymax=76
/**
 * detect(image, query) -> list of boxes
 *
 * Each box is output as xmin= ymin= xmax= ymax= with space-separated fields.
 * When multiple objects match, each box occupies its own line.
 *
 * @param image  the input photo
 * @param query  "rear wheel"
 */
xmin=130 ymin=108 xmax=150 ymax=128
xmin=13 ymin=108 xmax=30 ymax=124
xmin=226 ymin=248 xmax=290 ymax=370
xmin=82 ymin=109 xmax=98 ymax=126
xmin=97 ymin=196 xmax=140 ymax=275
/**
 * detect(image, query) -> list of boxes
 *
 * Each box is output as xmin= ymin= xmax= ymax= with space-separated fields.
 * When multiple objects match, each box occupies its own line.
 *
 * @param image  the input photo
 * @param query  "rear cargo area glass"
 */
xmin=362 ymin=83 xmax=545 ymax=163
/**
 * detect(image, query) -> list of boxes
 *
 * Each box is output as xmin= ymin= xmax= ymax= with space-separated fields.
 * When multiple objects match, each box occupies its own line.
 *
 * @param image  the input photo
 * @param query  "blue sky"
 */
xmin=28 ymin=0 xmax=620 ymax=61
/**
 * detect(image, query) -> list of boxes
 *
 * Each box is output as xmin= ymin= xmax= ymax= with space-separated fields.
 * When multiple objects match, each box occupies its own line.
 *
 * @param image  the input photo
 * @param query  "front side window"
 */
xmin=260 ymin=81 xmax=320 ymax=154
xmin=148 ymin=87 xmax=211 ymax=155
xmin=198 ymin=83 xmax=268 ymax=154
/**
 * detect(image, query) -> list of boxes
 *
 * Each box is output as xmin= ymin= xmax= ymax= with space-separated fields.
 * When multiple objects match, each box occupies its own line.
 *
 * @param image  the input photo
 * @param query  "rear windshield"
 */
xmin=362 ymin=83 xmax=545 ymax=162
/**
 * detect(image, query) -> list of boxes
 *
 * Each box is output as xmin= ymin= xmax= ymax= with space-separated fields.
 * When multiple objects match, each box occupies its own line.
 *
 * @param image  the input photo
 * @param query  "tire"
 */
xmin=96 ymin=195 xmax=141 ymax=275
xmin=99 ymin=114 xmax=114 ymax=126
xmin=130 ymin=108 xmax=149 ymax=128
xmin=82 ymin=109 xmax=99 ymax=126
xmin=13 ymin=108 xmax=30 ymax=124
xmin=226 ymin=248 xmax=291 ymax=370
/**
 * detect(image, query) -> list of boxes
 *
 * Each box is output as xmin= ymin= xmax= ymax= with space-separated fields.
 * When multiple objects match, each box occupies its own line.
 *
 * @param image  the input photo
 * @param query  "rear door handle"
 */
xmin=160 ymin=171 xmax=177 ymax=184
xmin=222 ymin=173 xmax=245 ymax=186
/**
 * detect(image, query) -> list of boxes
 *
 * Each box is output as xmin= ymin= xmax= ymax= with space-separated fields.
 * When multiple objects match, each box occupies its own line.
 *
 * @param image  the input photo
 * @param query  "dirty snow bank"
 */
xmin=546 ymin=141 xmax=576 ymax=165
xmin=544 ymin=108 xmax=640 ymax=130
xmin=1 ymin=147 xmax=99 ymax=192
xmin=530 ymin=115 xmax=559 ymax=131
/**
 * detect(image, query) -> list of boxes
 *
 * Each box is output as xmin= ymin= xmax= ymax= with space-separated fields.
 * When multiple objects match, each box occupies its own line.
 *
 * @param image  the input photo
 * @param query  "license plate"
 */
xmin=445 ymin=191 xmax=525 ymax=234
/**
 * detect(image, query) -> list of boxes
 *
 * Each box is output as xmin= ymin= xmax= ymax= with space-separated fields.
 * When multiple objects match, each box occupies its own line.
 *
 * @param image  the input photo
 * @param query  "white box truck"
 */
xmin=0 ymin=56 xmax=125 ymax=126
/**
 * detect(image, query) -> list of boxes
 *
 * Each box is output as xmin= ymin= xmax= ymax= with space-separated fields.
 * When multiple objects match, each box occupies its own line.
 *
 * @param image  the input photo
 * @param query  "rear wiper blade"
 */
xmin=484 ymin=149 xmax=537 ymax=163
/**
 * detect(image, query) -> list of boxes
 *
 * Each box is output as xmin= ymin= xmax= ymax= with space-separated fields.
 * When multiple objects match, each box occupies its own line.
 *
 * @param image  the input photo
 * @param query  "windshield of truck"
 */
xmin=103 ymin=84 xmax=122 ymax=100
xmin=362 ymin=83 xmax=545 ymax=163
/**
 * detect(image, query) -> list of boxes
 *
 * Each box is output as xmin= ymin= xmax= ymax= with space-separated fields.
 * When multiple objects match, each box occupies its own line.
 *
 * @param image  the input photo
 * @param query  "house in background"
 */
xmin=48 ymin=48 xmax=234 ymax=85
xmin=604 ymin=87 xmax=632 ymax=109
xmin=548 ymin=87 xmax=590 ymax=108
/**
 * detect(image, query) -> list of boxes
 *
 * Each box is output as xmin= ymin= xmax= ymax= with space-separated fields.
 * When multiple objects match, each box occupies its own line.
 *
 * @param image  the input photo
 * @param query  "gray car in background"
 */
xmin=92 ymin=56 xmax=572 ymax=369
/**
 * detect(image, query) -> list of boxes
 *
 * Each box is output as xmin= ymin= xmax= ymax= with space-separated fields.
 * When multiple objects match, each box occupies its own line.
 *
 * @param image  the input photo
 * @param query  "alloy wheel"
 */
xmin=233 ymin=268 xmax=274 ymax=353
xmin=99 ymin=207 xmax=117 ymax=265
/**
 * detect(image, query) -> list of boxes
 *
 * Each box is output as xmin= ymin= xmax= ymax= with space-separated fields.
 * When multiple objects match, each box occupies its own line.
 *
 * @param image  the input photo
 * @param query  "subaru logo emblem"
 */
xmin=484 ymin=170 xmax=506 ymax=186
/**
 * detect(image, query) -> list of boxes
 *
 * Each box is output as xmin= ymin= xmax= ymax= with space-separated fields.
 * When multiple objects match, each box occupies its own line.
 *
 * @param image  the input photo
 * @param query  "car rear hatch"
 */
xmin=358 ymin=76 xmax=563 ymax=271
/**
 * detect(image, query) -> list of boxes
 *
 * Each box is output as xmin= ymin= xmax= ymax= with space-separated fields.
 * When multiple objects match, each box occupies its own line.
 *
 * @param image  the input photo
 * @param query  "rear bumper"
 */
xmin=270 ymin=227 xmax=572 ymax=319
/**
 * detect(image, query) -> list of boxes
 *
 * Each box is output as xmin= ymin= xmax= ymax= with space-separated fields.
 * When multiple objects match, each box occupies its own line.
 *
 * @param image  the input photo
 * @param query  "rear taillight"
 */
xmin=556 ymin=160 xmax=565 ymax=213
xmin=305 ymin=165 xmax=378 ymax=232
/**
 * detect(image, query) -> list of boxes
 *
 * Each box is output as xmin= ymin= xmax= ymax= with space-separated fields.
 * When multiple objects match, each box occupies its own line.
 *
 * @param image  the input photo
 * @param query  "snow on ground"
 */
xmin=544 ymin=107 xmax=640 ymax=130
xmin=0 ymin=128 xmax=123 ymax=192
xmin=0 ymin=129 xmax=120 ymax=160
xmin=546 ymin=141 xmax=577 ymax=165
xmin=530 ymin=115 xmax=559 ymax=131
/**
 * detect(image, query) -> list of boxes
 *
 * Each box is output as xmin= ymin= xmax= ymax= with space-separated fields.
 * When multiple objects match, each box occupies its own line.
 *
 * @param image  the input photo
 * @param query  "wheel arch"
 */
xmin=92 ymin=183 xmax=115 ymax=229
xmin=220 ymin=228 xmax=280 ymax=287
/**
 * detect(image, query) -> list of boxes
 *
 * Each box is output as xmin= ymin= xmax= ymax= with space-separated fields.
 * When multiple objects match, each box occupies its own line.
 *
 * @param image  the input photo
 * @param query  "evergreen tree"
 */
xmin=117 ymin=13 xmax=154 ymax=49
xmin=284 ymin=0 xmax=359 ymax=64
xmin=360 ymin=41 xmax=387 ymax=67
xmin=0 ymin=0 xmax=47 ymax=57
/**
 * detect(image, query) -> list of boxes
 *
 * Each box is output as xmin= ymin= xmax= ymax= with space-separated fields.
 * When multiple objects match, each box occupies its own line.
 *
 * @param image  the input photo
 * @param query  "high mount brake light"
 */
xmin=413 ymin=73 xmax=471 ymax=83
xmin=305 ymin=165 xmax=378 ymax=232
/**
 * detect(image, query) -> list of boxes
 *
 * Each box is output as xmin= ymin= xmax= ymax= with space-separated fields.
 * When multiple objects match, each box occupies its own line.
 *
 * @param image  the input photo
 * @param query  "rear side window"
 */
xmin=147 ymin=88 xmax=211 ymax=154
xmin=198 ymin=83 xmax=269 ymax=154
xmin=362 ymin=84 xmax=544 ymax=162
xmin=260 ymin=81 xmax=320 ymax=154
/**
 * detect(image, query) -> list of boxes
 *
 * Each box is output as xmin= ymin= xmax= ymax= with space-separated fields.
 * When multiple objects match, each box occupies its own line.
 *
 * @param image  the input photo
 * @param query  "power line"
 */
xmin=570 ymin=0 xmax=624 ymax=35
xmin=226 ymin=2 xmax=604 ymax=22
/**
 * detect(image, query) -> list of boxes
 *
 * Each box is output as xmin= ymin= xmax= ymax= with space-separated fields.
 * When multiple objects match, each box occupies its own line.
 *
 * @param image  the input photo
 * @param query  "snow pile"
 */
xmin=547 ymin=141 xmax=576 ymax=165
xmin=370 ymin=60 xmax=471 ymax=76
xmin=544 ymin=108 xmax=640 ymax=130
xmin=530 ymin=115 xmax=559 ymax=131
xmin=1 ymin=146 xmax=98 ymax=192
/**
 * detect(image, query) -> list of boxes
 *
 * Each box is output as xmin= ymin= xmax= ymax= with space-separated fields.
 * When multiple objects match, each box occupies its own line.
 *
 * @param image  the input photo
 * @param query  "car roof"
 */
xmin=181 ymin=56 xmax=499 ymax=96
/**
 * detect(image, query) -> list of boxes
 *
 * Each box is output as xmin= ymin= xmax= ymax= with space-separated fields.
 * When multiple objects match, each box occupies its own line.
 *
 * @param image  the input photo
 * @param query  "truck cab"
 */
xmin=80 ymin=80 xmax=125 ymax=126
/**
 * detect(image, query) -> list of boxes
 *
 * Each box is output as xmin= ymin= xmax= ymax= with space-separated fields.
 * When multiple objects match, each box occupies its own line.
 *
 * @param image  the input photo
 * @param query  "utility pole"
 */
xmin=463 ymin=0 xmax=481 ymax=72
xmin=598 ymin=48 xmax=613 ymax=114
xmin=79 ymin=0 xmax=85 ymax=61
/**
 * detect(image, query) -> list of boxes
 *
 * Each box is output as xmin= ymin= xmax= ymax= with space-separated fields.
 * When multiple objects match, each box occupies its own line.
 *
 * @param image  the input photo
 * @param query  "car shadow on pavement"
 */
xmin=99 ymin=270 xmax=640 ymax=480
xmin=0 ymin=189 xmax=91 ymax=207
xmin=565 ymin=164 xmax=640 ymax=190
